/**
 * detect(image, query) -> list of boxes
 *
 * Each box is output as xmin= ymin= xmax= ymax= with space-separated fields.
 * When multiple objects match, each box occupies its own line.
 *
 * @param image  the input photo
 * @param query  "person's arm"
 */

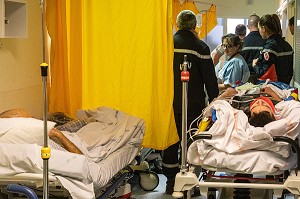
xmin=252 ymin=51 xmax=276 ymax=78
xmin=211 ymin=45 xmax=224 ymax=66
xmin=49 ymin=128 xmax=83 ymax=154
xmin=217 ymin=87 xmax=238 ymax=99
xmin=218 ymin=83 xmax=231 ymax=91
xmin=202 ymin=46 xmax=219 ymax=102
xmin=260 ymin=87 xmax=282 ymax=101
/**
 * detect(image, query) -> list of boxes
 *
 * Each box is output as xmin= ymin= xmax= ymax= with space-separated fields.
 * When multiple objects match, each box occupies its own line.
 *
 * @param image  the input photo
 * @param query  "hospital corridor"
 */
xmin=0 ymin=0 xmax=300 ymax=199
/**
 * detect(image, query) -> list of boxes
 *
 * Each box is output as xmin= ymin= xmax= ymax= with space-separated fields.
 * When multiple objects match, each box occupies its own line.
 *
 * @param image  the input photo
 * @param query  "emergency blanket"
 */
xmin=188 ymin=100 xmax=300 ymax=174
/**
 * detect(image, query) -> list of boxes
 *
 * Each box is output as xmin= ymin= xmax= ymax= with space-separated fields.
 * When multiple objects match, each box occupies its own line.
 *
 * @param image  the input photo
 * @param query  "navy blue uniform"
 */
xmin=240 ymin=31 xmax=266 ymax=73
xmin=162 ymin=30 xmax=218 ymax=182
xmin=253 ymin=34 xmax=293 ymax=84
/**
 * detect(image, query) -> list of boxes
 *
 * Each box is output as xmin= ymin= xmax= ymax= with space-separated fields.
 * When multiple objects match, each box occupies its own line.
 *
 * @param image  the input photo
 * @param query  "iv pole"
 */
xmin=180 ymin=55 xmax=190 ymax=171
xmin=39 ymin=0 xmax=50 ymax=199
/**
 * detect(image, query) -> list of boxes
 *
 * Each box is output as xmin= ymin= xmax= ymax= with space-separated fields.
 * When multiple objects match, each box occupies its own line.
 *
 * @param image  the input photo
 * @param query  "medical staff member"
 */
xmin=252 ymin=14 xmax=293 ymax=84
xmin=215 ymin=33 xmax=250 ymax=90
xmin=162 ymin=10 xmax=219 ymax=195
xmin=240 ymin=13 xmax=266 ymax=83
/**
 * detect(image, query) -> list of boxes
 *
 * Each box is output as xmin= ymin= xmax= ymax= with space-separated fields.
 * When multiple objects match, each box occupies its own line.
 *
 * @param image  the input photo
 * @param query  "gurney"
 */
xmin=0 ymin=106 xmax=145 ymax=199
xmin=176 ymin=99 xmax=300 ymax=199
xmin=172 ymin=61 xmax=300 ymax=199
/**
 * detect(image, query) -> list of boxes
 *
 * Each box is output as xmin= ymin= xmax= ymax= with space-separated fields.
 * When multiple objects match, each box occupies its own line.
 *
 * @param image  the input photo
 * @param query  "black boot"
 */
xmin=165 ymin=178 xmax=175 ymax=195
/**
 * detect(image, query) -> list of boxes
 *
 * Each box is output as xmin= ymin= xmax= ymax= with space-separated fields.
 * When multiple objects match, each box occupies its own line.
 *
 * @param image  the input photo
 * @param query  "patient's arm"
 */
xmin=260 ymin=87 xmax=282 ymax=101
xmin=217 ymin=87 xmax=238 ymax=99
xmin=49 ymin=128 xmax=83 ymax=155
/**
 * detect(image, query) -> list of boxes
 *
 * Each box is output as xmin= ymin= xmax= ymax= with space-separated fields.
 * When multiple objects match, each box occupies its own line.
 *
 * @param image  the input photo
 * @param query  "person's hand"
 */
xmin=260 ymin=87 xmax=282 ymax=101
xmin=260 ymin=87 xmax=275 ymax=96
xmin=252 ymin=58 xmax=258 ymax=67
xmin=218 ymin=87 xmax=238 ymax=99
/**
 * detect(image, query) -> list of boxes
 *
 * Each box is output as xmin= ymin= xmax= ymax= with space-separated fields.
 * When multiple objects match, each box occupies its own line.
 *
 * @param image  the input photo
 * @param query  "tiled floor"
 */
xmin=130 ymin=174 xmax=204 ymax=199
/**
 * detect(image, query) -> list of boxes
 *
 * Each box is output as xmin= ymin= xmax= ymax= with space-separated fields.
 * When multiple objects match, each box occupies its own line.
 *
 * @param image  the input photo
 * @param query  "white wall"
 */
xmin=0 ymin=0 xmax=43 ymax=118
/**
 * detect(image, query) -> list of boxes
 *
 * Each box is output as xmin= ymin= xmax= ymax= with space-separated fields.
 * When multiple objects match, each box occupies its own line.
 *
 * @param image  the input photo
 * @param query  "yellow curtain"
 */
xmin=172 ymin=1 xmax=217 ymax=39
xmin=46 ymin=0 xmax=71 ymax=114
xmin=172 ymin=0 xmax=199 ymax=31
xmin=45 ymin=0 xmax=82 ymax=116
xmin=199 ymin=4 xmax=217 ymax=39
xmin=46 ymin=0 xmax=178 ymax=150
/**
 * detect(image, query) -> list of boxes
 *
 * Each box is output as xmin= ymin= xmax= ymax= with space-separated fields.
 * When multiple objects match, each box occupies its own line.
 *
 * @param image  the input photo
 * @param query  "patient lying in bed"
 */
xmin=0 ymin=107 xmax=145 ymax=199
xmin=0 ymin=108 xmax=85 ymax=155
xmin=0 ymin=106 xmax=145 ymax=163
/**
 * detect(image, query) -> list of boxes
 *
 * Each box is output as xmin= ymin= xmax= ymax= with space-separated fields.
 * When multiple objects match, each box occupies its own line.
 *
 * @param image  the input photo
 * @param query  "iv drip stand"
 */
xmin=180 ymin=55 xmax=190 ymax=171
xmin=39 ymin=1 xmax=50 ymax=199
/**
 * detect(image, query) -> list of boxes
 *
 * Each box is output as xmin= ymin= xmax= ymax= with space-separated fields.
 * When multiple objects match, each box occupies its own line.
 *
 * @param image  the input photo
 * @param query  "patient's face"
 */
xmin=250 ymin=99 xmax=274 ymax=116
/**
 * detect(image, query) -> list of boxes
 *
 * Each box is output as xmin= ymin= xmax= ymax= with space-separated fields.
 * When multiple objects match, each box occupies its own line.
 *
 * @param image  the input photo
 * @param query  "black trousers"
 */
xmin=162 ymin=113 xmax=199 ymax=180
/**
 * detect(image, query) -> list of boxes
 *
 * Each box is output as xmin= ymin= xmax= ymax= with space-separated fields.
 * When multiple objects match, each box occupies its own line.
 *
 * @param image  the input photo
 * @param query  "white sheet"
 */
xmin=188 ymin=100 xmax=300 ymax=174
xmin=0 ymin=106 xmax=145 ymax=199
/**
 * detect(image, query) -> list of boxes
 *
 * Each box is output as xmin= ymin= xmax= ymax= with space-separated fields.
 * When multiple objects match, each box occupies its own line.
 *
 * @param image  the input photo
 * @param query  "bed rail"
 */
xmin=6 ymin=184 xmax=38 ymax=199
xmin=273 ymin=136 xmax=300 ymax=173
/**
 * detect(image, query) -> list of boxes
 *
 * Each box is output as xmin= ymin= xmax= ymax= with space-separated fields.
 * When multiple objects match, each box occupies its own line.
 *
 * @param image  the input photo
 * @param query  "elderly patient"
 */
xmin=0 ymin=108 xmax=87 ymax=154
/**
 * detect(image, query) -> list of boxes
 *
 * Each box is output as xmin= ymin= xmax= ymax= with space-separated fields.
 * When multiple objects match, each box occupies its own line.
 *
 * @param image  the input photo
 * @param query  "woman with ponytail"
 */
xmin=252 ymin=14 xmax=293 ymax=84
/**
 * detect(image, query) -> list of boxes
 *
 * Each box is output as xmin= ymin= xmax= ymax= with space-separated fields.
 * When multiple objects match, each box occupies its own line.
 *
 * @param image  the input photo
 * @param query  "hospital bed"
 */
xmin=0 ymin=106 xmax=146 ymax=199
xmin=172 ymin=70 xmax=300 ymax=198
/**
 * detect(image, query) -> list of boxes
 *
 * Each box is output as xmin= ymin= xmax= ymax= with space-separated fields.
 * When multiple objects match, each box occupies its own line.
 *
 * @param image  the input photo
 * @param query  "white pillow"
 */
xmin=0 ymin=118 xmax=56 ymax=146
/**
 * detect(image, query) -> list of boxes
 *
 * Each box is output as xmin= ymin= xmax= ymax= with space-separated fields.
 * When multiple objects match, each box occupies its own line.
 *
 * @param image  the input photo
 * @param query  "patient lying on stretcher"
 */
xmin=216 ymin=82 xmax=297 ymax=127
xmin=188 ymin=82 xmax=300 ymax=174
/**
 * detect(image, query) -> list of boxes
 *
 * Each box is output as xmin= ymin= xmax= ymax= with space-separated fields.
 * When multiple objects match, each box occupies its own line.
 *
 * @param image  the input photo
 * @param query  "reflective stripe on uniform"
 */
xmin=162 ymin=162 xmax=179 ymax=168
xmin=261 ymin=49 xmax=294 ymax=57
xmin=242 ymin=46 xmax=264 ymax=51
xmin=174 ymin=49 xmax=211 ymax=59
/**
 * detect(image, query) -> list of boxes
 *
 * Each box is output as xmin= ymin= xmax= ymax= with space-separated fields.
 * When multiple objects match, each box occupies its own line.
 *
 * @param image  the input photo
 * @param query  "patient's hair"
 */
xmin=249 ymin=111 xmax=276 ymax=127
xmin=176 ymin=10 xmax=197 ymax=30
xmin=0 ymin=108 xmax=32 ymax=118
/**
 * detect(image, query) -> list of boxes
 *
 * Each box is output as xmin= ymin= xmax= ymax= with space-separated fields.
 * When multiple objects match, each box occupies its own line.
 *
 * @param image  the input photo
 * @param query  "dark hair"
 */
xmin=176 ymin=10 xmax=197 ymax=30
xmin=222 ymin=33 xmax=243 ymax=50
xmin=249 ymin=111 xmax=276 ymax=127
xmin=235 ymin=24 xmax=247 ymax=37
xmin=289 ymin=16 xmax=294 ymax=26
xmin=258 ymin=14 xmax=282 ymax=36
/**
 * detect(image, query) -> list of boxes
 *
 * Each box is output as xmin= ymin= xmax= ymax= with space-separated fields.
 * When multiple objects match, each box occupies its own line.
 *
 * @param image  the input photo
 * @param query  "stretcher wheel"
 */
xmin=139 ymin=171 xmax=159 ymax=191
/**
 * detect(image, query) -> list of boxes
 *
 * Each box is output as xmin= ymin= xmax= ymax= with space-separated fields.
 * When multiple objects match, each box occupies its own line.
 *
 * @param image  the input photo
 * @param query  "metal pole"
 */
xmin=180 ymin=55 xmax=190 ymax=171
xmin=39 ymin=1 xmax=50 ymax=199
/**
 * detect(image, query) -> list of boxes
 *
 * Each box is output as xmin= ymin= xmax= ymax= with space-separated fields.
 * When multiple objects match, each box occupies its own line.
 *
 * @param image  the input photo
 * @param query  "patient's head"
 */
xmin=249 ymin=111 xmax=276 ymax=127
xmin=0 ymin=108 xmax=32 ymax=118
xmin=250 ymin=96 xmax=275 ymax=116
xmin=249 ymin=97 xmax=276 ymax=127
